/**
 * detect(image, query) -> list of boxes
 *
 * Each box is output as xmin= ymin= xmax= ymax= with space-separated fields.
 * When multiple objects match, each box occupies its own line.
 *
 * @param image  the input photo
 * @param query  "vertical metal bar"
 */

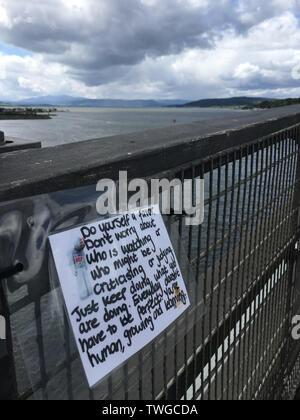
xmin=0 ymin=280 xmax=18 ymax=400
xmin=193 ymin=163 xmax=204 ymax=400
xmin=173 ymin=199 xmax=184 ymax=399
xmin=199 ymin=169 xmax=209 ymax=400
xmin=241 ymin=144 xmax=255 ymax=399
xmin=164 ymin=213 xmax=174 ymax=400
xmin=257 ymin=135 xmax=280 ymax=392
xmin=63 ymin=310 xmax=73 ymax=400
xmin=89 ymin=388 xmax=95 ymax=400
xmin=275 ymin=130 xmax=296 ymax=393
xmin=248 ymin=141 xmax=267 ymax=396
xmin=252 ymin=138 xmax=276 ymax=396
xmin=231 ymin=148 xmax=243 ymax=400
xmin=236 ymin=146 xmax=250 ymax=399
xmin=259 ymin=129 xmax=295 ymax=398
xmin=220 ymin=154 xmax=230 ymax=399
xmin=269 ymin=132 xmax=290 ymax=389
xmin=163 ymin=331 xmax=168 ymax=400
xmin=214 ymin=156 xmax=223 ymax=400
xmin=187 ymin=169 xmax=194 ymax=263
xmin=253 ymin=136 xmax=278 ymax=397
xmin=246 ymin=141 xmax=261 ymax=398
xmin=255 ymin=135 xmax=273 ymax=385
xmin=107 ymin=375 xmax=113 ymax=399
xmin=182 ymin=168 xmax=189 ymax=401
xmin=271 ymin=131 xmax=295 ymax=398
xmin=151 ymin=343 xmax=156 ymax=399
xmin=225 ymin=154 xmax=237 ymax=400
xmin=207 ymin=158 xmax=221 ymax=400
xmin=123 ymin=363 xmax=129 ymax=400
xmin=34 ymin=298 xmax=49 ymax=400
xmin=251 ymin=142 xmax=265 ymax=395
xmin=259 ymin=134 xmax=279 ymax=388
xmin=268 ymin=132 xmax=290 ymax=382
xmin=138 ymin=352 xmax=143 ymax=400
xmin=253 ymin=141 xmax=265 ymax=396
xmin=205 ymin=159 xmax=214 ymax=399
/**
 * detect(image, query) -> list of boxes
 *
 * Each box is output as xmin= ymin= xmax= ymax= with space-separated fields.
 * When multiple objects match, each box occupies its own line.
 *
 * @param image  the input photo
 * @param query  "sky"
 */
xmin=1 ymin=0 xmax=300 ymax=101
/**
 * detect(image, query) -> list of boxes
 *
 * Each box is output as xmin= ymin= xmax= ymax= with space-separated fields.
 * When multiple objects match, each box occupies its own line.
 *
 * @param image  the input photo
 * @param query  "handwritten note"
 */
xmin=49 ymin=205 xmax=190 ymax=388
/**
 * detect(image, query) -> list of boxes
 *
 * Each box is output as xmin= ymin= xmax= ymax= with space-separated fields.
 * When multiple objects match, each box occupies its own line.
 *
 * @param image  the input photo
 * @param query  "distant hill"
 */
xmin=178 ymin=97 xmax=270 ymax=108
xmin=243 ymin=97 xmax=300 ymax=109
xmin=8 ymin=95 xmax=188 ymax=108
xmin=5 ymin=95 xmax=288 ymax=109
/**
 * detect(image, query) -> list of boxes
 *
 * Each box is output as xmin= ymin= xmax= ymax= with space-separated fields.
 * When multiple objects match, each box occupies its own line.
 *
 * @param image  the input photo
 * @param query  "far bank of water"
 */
xmin=0 ymin=107 xmax=250 ymax=148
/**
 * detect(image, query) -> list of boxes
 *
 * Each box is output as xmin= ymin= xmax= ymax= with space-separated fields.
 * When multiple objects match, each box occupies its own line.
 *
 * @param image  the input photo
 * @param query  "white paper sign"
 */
xmin=49 ymin=205 xmax=190 ymax=388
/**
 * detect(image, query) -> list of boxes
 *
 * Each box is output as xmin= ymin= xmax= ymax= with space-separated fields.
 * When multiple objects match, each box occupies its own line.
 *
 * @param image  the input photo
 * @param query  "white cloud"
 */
xmin=0 ymin=1 xmax=300 ymax=100
xmin=234 ymin=63 xmax=260 ymax=79
xmin=0 ymin=4 xmax=11 ymax=28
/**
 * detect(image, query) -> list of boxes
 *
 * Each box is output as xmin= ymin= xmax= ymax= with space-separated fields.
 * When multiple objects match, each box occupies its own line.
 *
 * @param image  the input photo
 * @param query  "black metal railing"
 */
xmin=0 ymin=109 xmax=300 ymax=400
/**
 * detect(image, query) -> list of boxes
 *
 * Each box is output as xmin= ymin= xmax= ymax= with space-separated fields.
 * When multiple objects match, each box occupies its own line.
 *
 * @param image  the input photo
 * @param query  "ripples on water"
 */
xmin=0 ymin=107 xmax=246 ymax=147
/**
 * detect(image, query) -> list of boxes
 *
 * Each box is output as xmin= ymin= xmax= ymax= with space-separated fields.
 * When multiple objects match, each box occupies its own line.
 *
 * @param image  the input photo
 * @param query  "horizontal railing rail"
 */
xmin=2 ymin=104 xmax=300 ymax=201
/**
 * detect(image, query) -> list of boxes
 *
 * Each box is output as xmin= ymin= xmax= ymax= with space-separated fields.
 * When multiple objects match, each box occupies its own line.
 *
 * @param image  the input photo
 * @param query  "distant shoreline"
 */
xmin=0 ymin=114 xmax=52 ymax=120
xmin=0 ymin=106 xmax=55 ymax=120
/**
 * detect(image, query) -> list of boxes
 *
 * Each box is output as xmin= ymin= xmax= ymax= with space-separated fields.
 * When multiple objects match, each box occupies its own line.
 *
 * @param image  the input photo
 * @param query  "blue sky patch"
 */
xmin=0 ymin=44 xmax=32 ymax=57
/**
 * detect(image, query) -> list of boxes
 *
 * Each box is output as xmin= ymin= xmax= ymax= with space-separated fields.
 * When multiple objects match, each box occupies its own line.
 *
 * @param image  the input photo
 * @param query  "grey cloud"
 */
xmin=226 ymin=65 xmax=300 ymax=91
xmin=1 ymin=0 xmax=300 ymax=98
xmin=233 ymin=76 xmax=300 ymax=91
xmin=0 ymin=0 xmax=269 ymax=86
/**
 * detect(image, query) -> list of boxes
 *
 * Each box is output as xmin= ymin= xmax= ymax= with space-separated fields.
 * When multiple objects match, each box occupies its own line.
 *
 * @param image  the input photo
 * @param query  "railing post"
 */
xmin=0 ymin=280 xmax=18 ymax=400
xmin=0 ymin=131 xmax=4 ymax=146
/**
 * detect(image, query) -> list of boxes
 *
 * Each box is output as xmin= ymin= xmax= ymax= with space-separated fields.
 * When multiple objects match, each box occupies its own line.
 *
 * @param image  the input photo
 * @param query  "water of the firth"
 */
xmin=0 ymin=107 xmax=247 ymax=147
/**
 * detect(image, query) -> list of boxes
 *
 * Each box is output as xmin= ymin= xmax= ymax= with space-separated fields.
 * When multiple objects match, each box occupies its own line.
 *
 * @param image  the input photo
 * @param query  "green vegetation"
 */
xmin=177 ymin=96 xmax=300 ymax=109
xmin=178 ymin=97 xmax=268 ymax=108
xmin=0 ymin=107 xmax=56 ymax=119
xmin=243 ymin=97 xmax=300 ymax=109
